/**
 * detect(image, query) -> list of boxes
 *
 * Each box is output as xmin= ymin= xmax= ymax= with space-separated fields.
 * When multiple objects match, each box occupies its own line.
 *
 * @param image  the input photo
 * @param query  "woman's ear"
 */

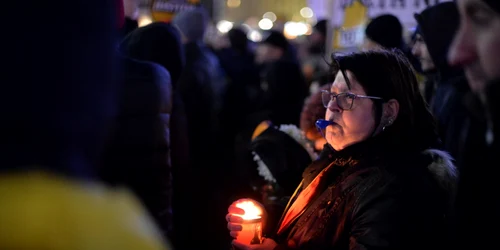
xmin=383 ymin=99 xmax=399 ymax=124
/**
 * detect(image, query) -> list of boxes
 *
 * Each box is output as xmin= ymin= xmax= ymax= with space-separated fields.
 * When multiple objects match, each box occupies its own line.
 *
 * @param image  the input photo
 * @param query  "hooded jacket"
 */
xmin=415 ymin=2 xmax=487 ymax=171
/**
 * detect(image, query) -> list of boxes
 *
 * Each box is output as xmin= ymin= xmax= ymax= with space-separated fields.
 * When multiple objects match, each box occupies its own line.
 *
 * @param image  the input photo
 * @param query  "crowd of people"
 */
xmin=1 ymin=0 xmax=499 ymax=249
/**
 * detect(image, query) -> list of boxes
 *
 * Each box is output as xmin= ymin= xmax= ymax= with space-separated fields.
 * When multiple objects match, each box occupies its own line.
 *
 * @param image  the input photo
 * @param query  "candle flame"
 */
xmin=235 ymin=200 xmax=263 ymax=220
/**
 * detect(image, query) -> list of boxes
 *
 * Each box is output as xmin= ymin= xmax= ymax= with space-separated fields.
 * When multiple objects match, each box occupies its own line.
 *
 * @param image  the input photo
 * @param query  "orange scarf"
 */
xmin=277 ymin=164 xmax=332 ymax=234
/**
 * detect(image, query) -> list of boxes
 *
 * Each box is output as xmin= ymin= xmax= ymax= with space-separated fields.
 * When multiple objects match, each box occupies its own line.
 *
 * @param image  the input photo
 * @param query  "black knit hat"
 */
xmin=482 ymin=0 xmax=500 ymax=13
xmin=365 ymin=14 xmax=403 ymax=49
xmin=261 ymin=30 xmax=289 ymax=51
xmin=314 ymin=19 xmax=327 ymax=37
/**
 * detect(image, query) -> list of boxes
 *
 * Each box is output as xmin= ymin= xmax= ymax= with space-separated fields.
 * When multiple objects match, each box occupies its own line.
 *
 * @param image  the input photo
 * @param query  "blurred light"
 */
xmin=263 ymin=12 xmax=277 ymax=22
xmin=241 ymin=24 xmax=252 ymax=32
xmin=295 ymin=22 xmax=309 ymax=35
xmin=216 ymin=20 xmax=234 ymax=33
xmin=283 ymin=33 xmax=296 ymax=40
xmin=306 ymin=16 xmax=318 ymax=25
xmin=258 ymin=18 xmax=273 ymax=30
xmin=305 ymin=23 xmax=313 ymax=35
xmin=248 ymin=30 xmax=262 ymax=42
xmin=245 ymin=17 xmax=260 ymax=29
xmin=300 ymin=7 xmax=314 ymax=18
xmin=138 ymin=15 xmax=153 ymax=27
xmin=284 ymin=21 xmax=309 ymax=39
xmin=227 ymin=0 xmax=241 ymax=8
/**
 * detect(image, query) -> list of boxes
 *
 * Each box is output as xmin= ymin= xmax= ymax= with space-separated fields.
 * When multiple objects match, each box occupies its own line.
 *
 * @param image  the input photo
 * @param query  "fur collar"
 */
xmin=423 ymin=149 xmax=458 ymax=196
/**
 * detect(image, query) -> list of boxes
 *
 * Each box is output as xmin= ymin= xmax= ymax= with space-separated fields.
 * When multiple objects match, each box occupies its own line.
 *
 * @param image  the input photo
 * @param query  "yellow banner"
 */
xmin=151 ymin=0 xmax=201 ymax=23
xmin=333 ymin=0 xmax=368 ymax=49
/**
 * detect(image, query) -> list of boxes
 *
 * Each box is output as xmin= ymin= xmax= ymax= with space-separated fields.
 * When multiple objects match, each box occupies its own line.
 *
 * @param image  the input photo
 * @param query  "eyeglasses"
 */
xmin=321 ymin=90 xmax=383 ymax=110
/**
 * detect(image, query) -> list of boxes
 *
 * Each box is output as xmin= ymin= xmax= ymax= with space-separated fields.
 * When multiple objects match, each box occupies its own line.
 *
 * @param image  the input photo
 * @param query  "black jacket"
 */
xmin=272 ymin=134 xmax=457 ymax=250
xmin=453 ymin=80 xmax=500 ymax=249
xmin=99 ymin=56 xmax=173 ymax=239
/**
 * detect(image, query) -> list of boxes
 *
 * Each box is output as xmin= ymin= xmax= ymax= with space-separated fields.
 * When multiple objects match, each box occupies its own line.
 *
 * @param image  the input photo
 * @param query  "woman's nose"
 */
xmin=327 ymin=98 xmax=341 ymax=113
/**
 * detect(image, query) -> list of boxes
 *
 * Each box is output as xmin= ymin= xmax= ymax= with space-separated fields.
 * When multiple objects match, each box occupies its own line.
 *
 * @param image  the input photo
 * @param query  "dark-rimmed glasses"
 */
xmin=321 ymin=90 xmax=383 ymax=110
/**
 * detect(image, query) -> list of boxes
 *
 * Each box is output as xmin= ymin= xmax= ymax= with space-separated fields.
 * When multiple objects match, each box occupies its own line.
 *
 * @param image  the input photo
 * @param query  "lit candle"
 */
xmin=233 ymin=200 xmax=263 ymax=245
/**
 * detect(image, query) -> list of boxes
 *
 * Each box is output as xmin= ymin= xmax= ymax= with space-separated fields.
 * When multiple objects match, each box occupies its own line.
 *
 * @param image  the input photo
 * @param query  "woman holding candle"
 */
xmin=227 ymin=50 xmax=457 ymax=250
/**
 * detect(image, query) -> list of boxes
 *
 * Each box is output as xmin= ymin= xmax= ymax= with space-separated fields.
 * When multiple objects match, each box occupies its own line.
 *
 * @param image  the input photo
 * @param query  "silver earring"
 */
xmin=382 ymin=119 xmax=393 ymax=131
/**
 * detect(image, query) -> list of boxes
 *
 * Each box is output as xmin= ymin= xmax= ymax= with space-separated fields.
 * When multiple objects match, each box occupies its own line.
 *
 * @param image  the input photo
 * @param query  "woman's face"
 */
xmin=325 ymin=71 xmax=377 ymax=151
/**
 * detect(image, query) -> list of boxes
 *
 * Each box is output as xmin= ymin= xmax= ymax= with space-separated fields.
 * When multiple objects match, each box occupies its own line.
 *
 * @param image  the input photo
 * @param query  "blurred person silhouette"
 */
xmin=302 ymin=20 xmax=330 ymax=88
xmin=413 ymin=1 xmax=487 ymax=172
xmin=363 ymin=14 xmax=422 ymax=82
xmin=121 ymin=0 xmax=139 ymax=38
xmin=408 ymin=27 xmax=435 ymax=102
xmin=215 ymin=27 xmax=266 ymax=211
xmin=99 ymin=5 xmax=177 ymax=244
xmin=300 ymin=84 xmax=330 ymax=153
xmin=173 ymin=8 xmax=232 ymax=249
xmin=255 ymin=30 xmax=308 ymax=127
xmin=119 ymin=22 xmax=192 ymax=250
xmin=173 ymin=6 xmax=228 ymax=117
xmin=448 ymin=0 xmax=500 ymax=248
xmin=216 ymin=27 xmax=262 ymax=145
xmin=363 ymin=14 xmax=404 ymax=51
xmin=0 ymin=0 xmax=169 ymax=249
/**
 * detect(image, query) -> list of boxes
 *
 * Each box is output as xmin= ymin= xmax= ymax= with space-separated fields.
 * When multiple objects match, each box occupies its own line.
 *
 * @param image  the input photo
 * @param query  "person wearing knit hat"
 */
xmin=448 ymin=0 xmax=500 ymax=249
xmin=254 ymin=30 xmax=308 ymax=126
xmin=255 ymin=30 xmax=291 ymax=64
xmin=309 ymin=19 xmax=327 ymax=54
xmin=363 ymin=14 xmax=403 ymax=50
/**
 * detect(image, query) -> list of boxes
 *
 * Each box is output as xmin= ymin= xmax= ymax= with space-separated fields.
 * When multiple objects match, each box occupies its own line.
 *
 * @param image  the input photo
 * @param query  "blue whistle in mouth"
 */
xmin=315 ymin=119 xmax=335 ymax=138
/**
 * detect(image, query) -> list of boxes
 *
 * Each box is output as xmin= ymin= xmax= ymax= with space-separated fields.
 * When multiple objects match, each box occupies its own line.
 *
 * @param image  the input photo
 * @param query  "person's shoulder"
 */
xmin=0 ymin=171 xmax=169 ymax=250
xmin=348 ymin=149 xmax=457 ymax=198
xmin=123 ymin=56 xmax=172 ymax=85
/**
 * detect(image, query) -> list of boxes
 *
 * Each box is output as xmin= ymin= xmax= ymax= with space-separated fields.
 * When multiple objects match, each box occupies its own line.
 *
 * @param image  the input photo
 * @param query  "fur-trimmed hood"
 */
xmin=423 ymin=149 xmax=458 ymax=198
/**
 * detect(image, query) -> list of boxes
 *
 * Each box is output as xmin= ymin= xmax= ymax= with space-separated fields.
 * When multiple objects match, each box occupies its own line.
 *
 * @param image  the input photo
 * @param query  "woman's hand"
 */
xmin=226 ymin=198 xmax=266 ymax=239
xmin=232 ymin=238 xmax=278 ymax=250
xmin=226 ymin=204 xmax=245 ymax=238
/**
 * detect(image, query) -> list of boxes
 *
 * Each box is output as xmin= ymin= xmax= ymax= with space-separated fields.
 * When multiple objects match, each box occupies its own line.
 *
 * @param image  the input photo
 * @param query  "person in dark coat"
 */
xmin=119 ymin=21 xmax=191 ymax=250
xmin=413 ymin=2 xmax=488 ymax=172
xmin=448 ymin=0 xmax=500 ymax=248
xmin=255 ymin=30 xmax=309 ymax=127
xmin=173 ymin=7 xmax=231 ymax=249
xmin=227 ymin=50 xmax=457 ymax=250
xmin=99 ymin=56 xmax=174 ymax=239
